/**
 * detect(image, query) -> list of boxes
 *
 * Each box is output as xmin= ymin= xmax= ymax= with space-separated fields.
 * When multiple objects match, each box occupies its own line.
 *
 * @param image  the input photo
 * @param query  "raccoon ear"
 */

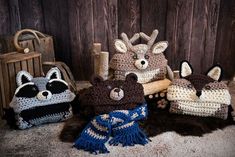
xmin=46 ymin=67 xmax=62 ymax=80
xmin=90 ymin=75 xmax=103 ymax=85
xmin=114 ymin=39 xmax=128 ymax=53
xmin=152 ymin=41 xmax=168 ymax=54
xmin=16 ymin=71 xmax=33 ymax=86
xmin=206 ymin=65 xmax=222 ymax=81
xmin=180 ymin=61 xmax=193 ymax=77
xmin=126 ymin=73 xmax=138 ymax=82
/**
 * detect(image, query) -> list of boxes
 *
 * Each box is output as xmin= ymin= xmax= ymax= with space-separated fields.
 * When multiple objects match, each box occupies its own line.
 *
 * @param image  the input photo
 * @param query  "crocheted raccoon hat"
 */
xmin=10 ymin=68 xmax=76 ymax=129
xmin=79 ymin=73 xmax=145 ymax=117
xmin=167 ymin=61 xmax=231 ymax=119
xmin=110 ymin=29 xmax=170 ymax=84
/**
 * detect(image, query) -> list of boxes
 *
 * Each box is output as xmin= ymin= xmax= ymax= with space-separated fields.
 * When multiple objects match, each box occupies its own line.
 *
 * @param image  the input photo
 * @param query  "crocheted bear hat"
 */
xmin=110 ymin=29 xmax=169 ymax=84
xmin=79 ymin=73 xmax=145 ymax=117
xmin=10 ymin=68 xmax=76 ymax=129
xmin=167 ymin=61 xmax=231 ymax=119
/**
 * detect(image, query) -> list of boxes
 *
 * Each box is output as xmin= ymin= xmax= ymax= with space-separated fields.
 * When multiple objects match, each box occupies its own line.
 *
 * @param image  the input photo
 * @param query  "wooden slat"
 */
xmin=18 ymin=0 xmax=45 ymax=32
xmin=189 ymin=0 xmax=220 ymax=74
xmin=165 ymin=0 xmax=195 ymax=71
xmin=33 ymin=57 xmax=41 ymax=77
xmin=7 ymin=63 xmax=16 ymax=99
xmin=118 ymin=0 xmax=141 ymax=39
xmin=42 ymin=0 xmax=71 ymax=68
xmin=21 ymin=60 xmax=27 ymax=71
xmin=27 ymin=58 xmax=34 ymax=76
xmin=141 ymin=0 xmax=168 ymax=41
xmin=68 ymin=0 xmax=94 ymax=80
xmin=2 ymin=63 xmax=10 ymax=108
xmin=93 ymin=0 xmax=118 ymax=57
xmin=215 ymin=0 xmax=235 ymax=79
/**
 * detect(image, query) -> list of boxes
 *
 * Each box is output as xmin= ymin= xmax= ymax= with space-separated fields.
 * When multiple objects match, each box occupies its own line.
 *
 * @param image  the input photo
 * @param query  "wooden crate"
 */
xmin=0 ymin=34 xmax=55 ymax=63
xmin=0 ymin=52 xmax=43 ymax=116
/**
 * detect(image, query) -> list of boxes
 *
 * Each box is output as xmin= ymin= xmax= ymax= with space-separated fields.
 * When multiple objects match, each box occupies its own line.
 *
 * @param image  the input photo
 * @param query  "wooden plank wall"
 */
xmin=0 ymin=0 xmax=234 ymax=80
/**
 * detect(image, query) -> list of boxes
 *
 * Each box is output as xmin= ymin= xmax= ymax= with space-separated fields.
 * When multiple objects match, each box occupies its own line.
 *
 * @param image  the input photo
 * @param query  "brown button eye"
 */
xmin=133 ymin=54 xmax=138 ymax=59
xmin=187 ymin=84 xmax=193 ymax=88
xmin=144 ymin=54 xmax=149 ymax=59
xmin=205 ymin=85 xmax=211 ymax=90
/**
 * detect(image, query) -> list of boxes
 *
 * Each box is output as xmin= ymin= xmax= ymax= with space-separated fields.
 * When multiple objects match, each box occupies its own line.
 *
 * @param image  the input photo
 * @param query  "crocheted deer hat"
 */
xmin=10 ymin=68 xmax=75 ymax=129
xmin=110 ymin=29 xmax=170 ymax=84
xmin=79 ymin=73 xmax=145 ymax=117
xmin=167 ymin=61 xmax=231 ymax=119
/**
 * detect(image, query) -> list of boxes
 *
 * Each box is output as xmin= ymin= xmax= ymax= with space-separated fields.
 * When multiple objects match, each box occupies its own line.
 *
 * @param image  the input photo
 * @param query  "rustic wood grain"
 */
xmin=42 ymin=0 xmax=71 ymax=67
xmin=141 ymin=0 xmax=167 ymax=41
xmin=68 ymin=0 xmax=94 ymax=80
xmin=0 ymin=0 xmax=11 ymax=35
xmin=8 ymin=0 xmax=21 ymax=33
xmin=190 ymin=0 xmax=220 ymax=74
xmin=165 ymin=0 xmax=195 ymax=71
xmin=93 ymin=0 xmax=118 ymax=57
xmin=118 ymin=0 xmax=141 ymax=40
xmin=215 ymin=0 xmax=235 ymax=79
xmin=18 ymin=0 xmax=45 ymax=32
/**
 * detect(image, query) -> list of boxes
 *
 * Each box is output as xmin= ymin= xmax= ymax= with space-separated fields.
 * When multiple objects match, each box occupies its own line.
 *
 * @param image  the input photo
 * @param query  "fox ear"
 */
xmin=180 ymin=61 xmax=193 ymax=78
xmin=207 ymin=65 xmax=222 ymax=81
xmin=16 ymin=71 xmax=33 ymax=86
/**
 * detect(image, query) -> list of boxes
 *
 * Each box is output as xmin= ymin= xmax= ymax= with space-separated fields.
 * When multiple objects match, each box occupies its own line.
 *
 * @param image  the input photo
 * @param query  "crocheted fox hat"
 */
xmin=167 ymin=61 xmax=231 ymax=119
xmin=79 ymin=73 xmax=145 ymax=117
xmin=10 ymin=68 xmax=76 ymax=129
xmin=110 ymin=29 xmax=170 ymax=84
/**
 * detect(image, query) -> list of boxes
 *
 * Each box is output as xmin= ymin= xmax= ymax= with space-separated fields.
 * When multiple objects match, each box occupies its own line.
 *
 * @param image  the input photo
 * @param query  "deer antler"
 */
xmin=14 ymin=29 xmax=46 ymax=53
xmin=121 ymin=33 xmax=133 ymax=50
xmin=140 ymin=29 xmax=159 ymax=48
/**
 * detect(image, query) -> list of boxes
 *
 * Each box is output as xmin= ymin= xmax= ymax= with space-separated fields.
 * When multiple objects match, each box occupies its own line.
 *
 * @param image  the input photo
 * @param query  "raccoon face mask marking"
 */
xmin=167 ymin=61 xmax=231 ymax=119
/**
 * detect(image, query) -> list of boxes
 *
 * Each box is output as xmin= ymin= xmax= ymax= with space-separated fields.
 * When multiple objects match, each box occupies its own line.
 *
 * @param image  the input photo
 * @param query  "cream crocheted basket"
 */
xmin=167 ymin=61 xmax=231 ymax=119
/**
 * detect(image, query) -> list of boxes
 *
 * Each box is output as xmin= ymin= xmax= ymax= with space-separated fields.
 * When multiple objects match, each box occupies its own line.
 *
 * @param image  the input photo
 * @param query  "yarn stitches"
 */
xmin=74 ymin=103 xmax=149 ymax=154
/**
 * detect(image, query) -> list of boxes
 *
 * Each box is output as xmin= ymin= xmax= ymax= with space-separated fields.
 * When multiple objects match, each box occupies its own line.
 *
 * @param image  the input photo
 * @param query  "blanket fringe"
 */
xmin=74 ymin=137 xmax=109 ymax=154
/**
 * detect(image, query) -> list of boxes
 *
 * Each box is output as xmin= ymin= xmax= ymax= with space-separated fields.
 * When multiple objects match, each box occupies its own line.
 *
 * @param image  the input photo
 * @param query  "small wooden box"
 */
xmin=0 ymin=52 xmax=43 ymax=116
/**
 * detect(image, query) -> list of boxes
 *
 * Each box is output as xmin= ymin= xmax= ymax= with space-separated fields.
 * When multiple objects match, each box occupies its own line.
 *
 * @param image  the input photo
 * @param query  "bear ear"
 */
xmin=152 ymin=41 xmax=168 ymax=54
xmin=16 ymin=71 xmax=33 ymax=86
xmin=114 ymin=39 xmax=128 ymax=53
xmin=90 ymin=75 xmax=103 ymax=85
xmin=206 ymin=65 xmax=222 ymax=81
xmin=46 ymin=67 xmax=62 ymax=80
xmin=180 ymin=60 xmax=193 ymax=78
xmin=126 ymin=73 xmax=138 ymax=82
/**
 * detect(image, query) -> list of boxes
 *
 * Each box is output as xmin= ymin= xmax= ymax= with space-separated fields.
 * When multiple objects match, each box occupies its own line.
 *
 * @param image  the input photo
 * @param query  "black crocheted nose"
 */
xmin=185 ymin=74 xmax=214 ymax=91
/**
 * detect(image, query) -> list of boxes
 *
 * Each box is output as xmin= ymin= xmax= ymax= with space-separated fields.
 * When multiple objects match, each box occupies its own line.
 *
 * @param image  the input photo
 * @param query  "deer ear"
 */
xmin=152 ymin=41 xmax=168 ymax=54
xmin=207 ymin=65 xmax=222 ymax=81
xmin=180 ymin=61 xmax=193 ymax=77
xmin=114 ymin=39 xmax=127 ymax=53
xmin=16 ymin=71 xmax=33 ymax=86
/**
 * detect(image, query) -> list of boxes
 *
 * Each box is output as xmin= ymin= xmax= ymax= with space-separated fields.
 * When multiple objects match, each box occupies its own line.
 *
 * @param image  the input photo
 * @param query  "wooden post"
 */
xmin=173 ymin=70 xmax=180 ymax=79
xmin=99 ymin=51 xmax=109 ymax=80
xmin=92 ymin=43 xmax=101 ymax=75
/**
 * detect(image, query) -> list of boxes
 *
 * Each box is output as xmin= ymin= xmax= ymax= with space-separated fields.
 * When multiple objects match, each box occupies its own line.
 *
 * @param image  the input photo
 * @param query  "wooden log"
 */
xmin=143 ymin=79 xmax=171 ymax=96
xmin=92 ymin=43 xmax=101 ymax=75
xmin=99 ymin=51 xmax=109 ymax=80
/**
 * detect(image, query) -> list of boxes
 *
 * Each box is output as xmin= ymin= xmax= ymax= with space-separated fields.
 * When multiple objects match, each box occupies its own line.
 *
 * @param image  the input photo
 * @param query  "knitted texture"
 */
xmin=10 ymin=68 xmax=75 ymax=129
xmin=167 ymin=61 xmax=231 ymax=119
xmin=110 ymin=29 xmax=169 ymax=84
xmin=79 ymin=73 xmax=145 ymax=117
xmin=74 ymin=103 xmax=149 ymax=154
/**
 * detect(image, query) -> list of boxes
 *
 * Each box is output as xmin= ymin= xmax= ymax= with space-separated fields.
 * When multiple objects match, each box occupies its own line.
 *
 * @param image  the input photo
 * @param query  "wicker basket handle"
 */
xmin=43 ymin=61 xmax=77 ymax=93
xmin=13 ymin=29 xmax=46 ymax=53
